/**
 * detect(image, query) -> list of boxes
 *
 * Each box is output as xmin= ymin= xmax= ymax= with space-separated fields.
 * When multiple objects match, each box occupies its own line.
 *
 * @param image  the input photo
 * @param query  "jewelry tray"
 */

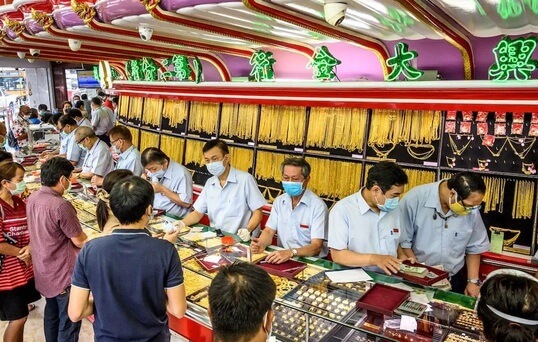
xmin=397 ymin=260 xmax=449 ymax=286
xmin=355 ymin=283 xmax=410 ymax=316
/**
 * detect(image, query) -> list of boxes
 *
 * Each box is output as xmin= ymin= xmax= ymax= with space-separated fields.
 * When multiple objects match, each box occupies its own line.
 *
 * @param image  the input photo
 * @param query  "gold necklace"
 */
xmin=507 ymin=137 xmax=536 ymax=159
xmin=477 ymin=159 xmax=490 ymax=171
xmin=448 ymin=134 xmax=473 ymax=155
xmin=479 ymin=135 xmax=508 ymax=157
xmin=489 ymin=227 xmax=521 ymax=246
xmin=446 ymin=156 xmax=456 ymax=168
xmin=406 ymin=144 xmax=435 ymax=160
xmin=369 ymin=143 xmax=396 ymax=159
xmin=522 ymin=162 xmax=536 ymax=175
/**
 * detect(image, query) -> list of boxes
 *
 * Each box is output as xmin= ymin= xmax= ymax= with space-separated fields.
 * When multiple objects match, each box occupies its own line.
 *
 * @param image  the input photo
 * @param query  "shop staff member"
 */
xmin=251 ymin=157 xmax=328 ymax=263
xmin=141 ymin=147 xmax=193 ymax=218
xmin=181 ymin=140 xmax=266 ymax=239
xmin=208 ymin=263 xmax=276 ymax=342
xmin=75 ymin=126 xmax=114 ymax=181
xmin=90 ymin=97 xmax=112 ymax=146
xmin=328 ymin=161 xmax=408 ymax=275
xmin=57 ymin=115 xmax=85 ymax=168
xmin=399 ymin=172 xmax=490 ymax=297
xmin=69 ymin=176 xmax=186 ymax=341
xmin=68 ymin=109 xmax=91 ymax=128
xmin=91 ymin=126 xmax=143 ymax=188
xmin=26 ymin=157 xmax=87 ymax=341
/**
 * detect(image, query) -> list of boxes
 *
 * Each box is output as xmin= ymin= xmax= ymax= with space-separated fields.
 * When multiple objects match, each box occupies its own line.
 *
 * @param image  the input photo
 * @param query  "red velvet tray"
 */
xmin=21 ymin=156 xmax=38 ymax=166
xmin=257 ymin=259 xmax=307 ymax=278
xmin=397 ymin=260 xmax=449 ymax=286
xmin=356 ymin=283 xmax=410 ymax=316
xmin=152 ymin=209 xmax=166 ymax=217
xmin=194 ymin=254 xmax=231 ymax=273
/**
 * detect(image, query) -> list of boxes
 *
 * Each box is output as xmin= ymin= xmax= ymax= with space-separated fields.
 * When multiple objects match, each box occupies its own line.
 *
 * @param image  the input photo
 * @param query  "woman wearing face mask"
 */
xmin=0 ymin=161 xmax=41 ymax=342
xmin=141 ymin=147 xmax=193 ymax=218
xmin=399 ymin=172 xmax=490 ymax=297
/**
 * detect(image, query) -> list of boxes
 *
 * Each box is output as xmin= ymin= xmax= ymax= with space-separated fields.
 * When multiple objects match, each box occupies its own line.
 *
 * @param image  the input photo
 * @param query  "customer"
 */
xmin=476 ymin=270 xmax=538 ymax=342
xmin=141 ymin=147 xmax=193 ymax=218
xmin=0 ymin=161 xmax=41 ymax=342
xmin=68 ymin=108 xmax=91 ymax=128
xmin=75 ymin=126 xmax=114 ymax=182
xmin=28 ymin=108 xmax=41 ymax=124
xmin=10 ymin=105 xmax=30 ymax=149
xmin=26 ymin=157 xmax=87 ymax=342
xmin=0 ymin=151 xmax=12 ymax=162
xmin=95 ymin=169 xmax=133 ymax=234
xmin=69 ymin=176 xmax=186 ymax=341
xmin=57 ymin=115 xmax=86 ymax=168
xmin=38 ymin=104 xmax=51 ymax=123
xmin=74 ymin=100 xmax=88 ymax=120
xmin=61 ymin=101 xmax=72 ymax=115
xmin=208 ymin=262 xmax=276 ymax=342
xmin=80 ymin=94 xmax=91 ymax=118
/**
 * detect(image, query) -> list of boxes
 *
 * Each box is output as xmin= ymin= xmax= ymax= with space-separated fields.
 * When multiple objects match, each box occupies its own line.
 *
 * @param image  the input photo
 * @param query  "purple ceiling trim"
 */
xmin=95 ymin=0 xmax=147 ymax=23
xmin=53 ymin=9 xmax=84 ymax=30
xmin=24 ymin=19 xmax=45 ymax=34
xmin=160 ymin=0 xmax=239 ymax=12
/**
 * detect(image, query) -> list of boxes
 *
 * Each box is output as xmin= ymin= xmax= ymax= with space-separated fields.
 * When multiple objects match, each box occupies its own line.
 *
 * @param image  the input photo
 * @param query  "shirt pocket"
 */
xmin=450 ymin=228 xmax=473 ymax=258
xmin=379 ymin=226 xmax=400 ymax=256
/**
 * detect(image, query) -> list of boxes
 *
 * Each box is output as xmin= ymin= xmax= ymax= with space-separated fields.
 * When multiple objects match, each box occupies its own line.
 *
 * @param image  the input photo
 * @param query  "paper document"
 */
xmin=400 ymin=315 xmax=417 ymax=332
xmin=325 ymin=269 xmax=372 ymax=283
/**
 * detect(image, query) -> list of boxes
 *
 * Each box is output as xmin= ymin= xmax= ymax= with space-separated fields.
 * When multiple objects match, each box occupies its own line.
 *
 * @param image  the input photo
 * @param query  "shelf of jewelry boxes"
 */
xmin=174 ymin=229 xmax=485 ymax=342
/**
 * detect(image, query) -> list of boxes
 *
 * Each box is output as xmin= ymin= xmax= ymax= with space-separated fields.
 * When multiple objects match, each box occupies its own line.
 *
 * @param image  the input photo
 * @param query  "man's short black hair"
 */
xmin=365 ymin=161 xmax=408 ymax=192
xmin=58 ymin=115 xmax=77 ymax=128
xmin=141 ymin=147 xmax=169 ymax=167
xmin=0 ymin=151 xmax=13 ymax=163
xmin=81 ymin=94 xmax=88 ymax=100
xmin=75 ymin=100 xmax=85 ymax=110
xmin=48 ymin=113 xmax=62 ymax=125
xmin=109 ymin=176 xmax=155 ymax=225
xmin=209 ymin=262 xmax=276 ymax=342
xmin=202 ymin=139 xmax=229 ymax=155
xmin=41 ymin=157 xmax=74 ymax=187
xmin=37 ymin=104 xmax=47 ymax=111
xmin=68 ymin=108 xmax=83 ymax=119
xmin=91 ymin=97 xmax=102 ymax=106
xmin=447 ymin=172 xmax=486 ymax=200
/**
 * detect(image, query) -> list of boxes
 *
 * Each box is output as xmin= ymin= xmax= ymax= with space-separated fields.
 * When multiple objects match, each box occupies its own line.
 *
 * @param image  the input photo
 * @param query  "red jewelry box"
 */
xmin=21 ymin=156 xmax=38 ymax=166
xmin=397 ymin=260 xmax=449 ymax=286
xmin=356 ymin=283 xmax=410 ymax=316
xmin=194 ymin=253 xmax=232 ymax=273
xmin=257 ymin=258 xmax=307 ymax=278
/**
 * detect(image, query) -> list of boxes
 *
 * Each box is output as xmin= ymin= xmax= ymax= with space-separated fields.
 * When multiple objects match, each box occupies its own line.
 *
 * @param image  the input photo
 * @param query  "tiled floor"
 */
xmin=0 ymin=297 xmax=189 ymax=341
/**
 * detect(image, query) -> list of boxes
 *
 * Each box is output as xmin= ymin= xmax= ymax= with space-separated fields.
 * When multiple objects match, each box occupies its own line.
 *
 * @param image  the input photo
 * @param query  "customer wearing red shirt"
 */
xmin=0 ymin=160 xmax=40 ymax=342
xmin=26 ymin=157 xmax=87 ymax=342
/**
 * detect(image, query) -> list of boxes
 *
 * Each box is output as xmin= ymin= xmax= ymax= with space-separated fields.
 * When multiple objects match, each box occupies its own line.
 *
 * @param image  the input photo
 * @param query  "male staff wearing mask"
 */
xmin=74 ymin=126 xmax=114 ymax=181
xmin=181 ymin=140 xmax=266 ymax=239
xmin=251 ymin=157 xmax=328 ymax=263
xmin=328 ymin=161 xmax=409 ymax=275
xmin=398 ymin=172 xmax=490 ymax=297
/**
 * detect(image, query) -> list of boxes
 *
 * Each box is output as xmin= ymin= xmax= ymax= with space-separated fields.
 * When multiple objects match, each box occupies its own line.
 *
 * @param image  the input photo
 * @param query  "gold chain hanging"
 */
xmin=255 ymin=151 xmax=289 ymax=181
xmin=512 ymin=180 xmax=535 ymax=219
xmin=305 ymin=157 xmax=362 ymax=198
xmin=184 ymin=139 xmax=206 ymax=166
xmin=259 ymin=105 xmax=306 ymax=145
xmin=142 ymin=98 xmax=163 ymax=127
xmin=129 ymin=97 xmax=143 ymax=122
xmin=220 ymin=103 xmax=258 ymax=140
xmin=228 ymin=146 xmax=253 ymax=172
xmin=118 ymin=95 xmax=130 ymax=119
xmin=162 ymin=100 xmax=188 ymax=128
xmin=189 ymin=102 xmax=219 ymax=134
xmin=140 ymin=131 xmax=160 ymax=152
xmin=160 ymin=135 xmax=185 ymax=163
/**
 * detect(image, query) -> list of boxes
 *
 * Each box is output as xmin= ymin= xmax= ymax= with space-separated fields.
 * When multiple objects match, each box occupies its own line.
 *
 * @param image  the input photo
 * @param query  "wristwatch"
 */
xmin=291 ymin=248 xmax=298 ymax=257
xmin=467 ymin=278 xmax=482 ymax=286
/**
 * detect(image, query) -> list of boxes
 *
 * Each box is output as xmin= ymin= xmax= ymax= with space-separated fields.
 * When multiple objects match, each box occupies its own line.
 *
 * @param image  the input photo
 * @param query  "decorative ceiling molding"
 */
xmin=70 ymin=0 xmax=253 ymax=58
xmin=242 ymin=0 xmax=390 ymax=77
xmin=393 ymin=0 xmax=475 ymax=80
xmin=30 ymin=10 xmax=232 ymax=81
xmin=140 ymin=0 xmax=316 ymax=58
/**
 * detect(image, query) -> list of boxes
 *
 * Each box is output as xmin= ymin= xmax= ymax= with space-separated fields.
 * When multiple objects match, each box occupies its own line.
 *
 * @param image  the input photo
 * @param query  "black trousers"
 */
xmin=449 ymin=264 xmax=468 ymax=294
xmin=97 ymin=134 xmax=111 ymax=147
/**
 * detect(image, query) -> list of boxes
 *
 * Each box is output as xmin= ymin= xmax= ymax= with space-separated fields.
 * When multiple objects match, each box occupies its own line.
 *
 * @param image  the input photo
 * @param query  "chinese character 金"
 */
xmin=307 ymin=46 xmax=341 ymax=81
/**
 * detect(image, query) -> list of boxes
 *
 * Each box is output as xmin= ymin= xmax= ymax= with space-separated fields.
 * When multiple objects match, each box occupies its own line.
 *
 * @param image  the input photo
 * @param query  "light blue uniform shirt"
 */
xmin=115 ymin=145 xmax=143 ymax=176
xmin=151 ymin=160 xmax=193 ymax=218
xmin=82 ymin=139 xmax=114 ymax=177
xmin=64 ymin=130 xmax=85 ymax=167
xmin=328 ymin=189 xmax=404 ymax=272
xmin=193 ymin=167 xmax=267 ymax=235
xmin=398 ymin=180 xmax=490 ymax=276
xmin=91 ymin=108 xmax=112 ymax=136
xmin=77 ymin=118 xmax=92 ymax=127
xmin=266 ymin=189 xmax=328 ymax=257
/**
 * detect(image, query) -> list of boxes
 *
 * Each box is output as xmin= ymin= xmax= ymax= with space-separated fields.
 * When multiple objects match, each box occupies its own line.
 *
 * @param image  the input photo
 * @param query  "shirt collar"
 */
xmin=88 ymin=139 xmax=100 ymax=154
xmin=119 ymin=145 xmax=135 ymax=160
xmin=356 ymin=188 xmax=373 ymax=215
xmin=161 ymin=160 xmax=174 ymax=180
xmin=282 ymin=188 xmax=311 ymax=207
xmin=40 ymin=186 xmax=62 ymax=197
xmin=111 ymin=228 xmax=151 ymax=237
xmin=210 ymin=166 xmax=237 ymax=186
xmin=424 ymin=180 xmax=446 ymax=209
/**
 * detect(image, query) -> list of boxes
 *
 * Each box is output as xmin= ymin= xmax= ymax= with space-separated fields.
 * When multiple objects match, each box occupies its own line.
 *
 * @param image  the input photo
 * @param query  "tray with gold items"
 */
xmin=220 ymin=244 xmax=267 ymax=264
xmin=183 ymin=268 xmax=212 ymax=297
xmin=269 ymin=274 xmax=300 ymax=299
xmin=187 ymin=287 xmax=209 ymax=309
xmin=452 ymin=310 xmax=483 ymax=334
xmin=177 ymin=246 xmax=201 ymax=262
xmin=76 ymin=210 xmax=97 ymax=224
xmin=442 ymin=328 xmax=482 ymax=342
xmin=272 ymin=302 xmax=337 ymax=342
xmin=293 ymin=265 xmax=325 ymax=282
xmin=194 ymin=252 xmax=232 ymax=272
xmin=182 ymin=258 xmax=216 ymax=278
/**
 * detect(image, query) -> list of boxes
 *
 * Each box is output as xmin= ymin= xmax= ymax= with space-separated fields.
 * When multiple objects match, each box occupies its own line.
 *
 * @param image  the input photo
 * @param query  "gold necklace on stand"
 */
xmin=507 ymin=137 xmax=536 ymax=159
xmin=406 ymin=143 xmax=435 ymax=160
xmin=479 ymin=135 xmax=508 ymax=157
xmin=369 ymin=143 xmax=396 ymax=159
xmin=489 ymin=227 xmax=521 ymax=246
xmin=448 ymin=134 xmax=473 ymax=155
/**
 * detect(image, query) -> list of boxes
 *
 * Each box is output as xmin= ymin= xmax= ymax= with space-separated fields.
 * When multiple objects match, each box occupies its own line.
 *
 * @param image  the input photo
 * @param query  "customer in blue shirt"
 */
xmin=68 ymin=176 xmax=186 ymax=341
xmin=399 ymin=172 xmax=490 ymax=297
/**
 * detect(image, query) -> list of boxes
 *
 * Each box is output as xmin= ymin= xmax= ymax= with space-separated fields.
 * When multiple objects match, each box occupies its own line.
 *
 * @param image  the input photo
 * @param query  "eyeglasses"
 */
xmin=459 ymin=200 xmax=482 ymax=211
xmin=110 ymin=138 xmax=122 ymax=145
xmin=76 ymin=137 xmax=87 ymax=144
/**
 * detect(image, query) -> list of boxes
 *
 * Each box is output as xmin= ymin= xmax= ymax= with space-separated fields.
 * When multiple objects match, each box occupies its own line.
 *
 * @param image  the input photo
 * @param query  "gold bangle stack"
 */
xmin=228 ymin=146 xmax=253 ymax=172
xmin=255 ymin=151 xmax=289 ymax=181
xmin=184 ymin=139 xmax=206 ymax=166
xmin=307 ymin=107 xmax=367 ymax=152
xmin=482 ymin=176 xmax=506 ymax=214
xmin=118 ymin=95 xmax=129 ymax=118
xmin=142 ymin=98 xmax=163 ymax=127
xmin=258 ymin=105 xmax=306 ymax=145
xmin=220 ymin=103 xmax=258 ymax=140
xmin=160 ymin=135 xmax=184 ymax=163
xmin=512 ymin=180 xmax=535 ymax=219
xmin=140 ymin=131 xmax=160 ymax=153
xmin=189 ymin=102 xmax=219 ymax=134
xmin=163 ymin=100 xmax=188 ymax=128
xmin=305 ymin=157 xmax=362 ymax=198
xmin=129 ymin=97 xmax=143 ymax=122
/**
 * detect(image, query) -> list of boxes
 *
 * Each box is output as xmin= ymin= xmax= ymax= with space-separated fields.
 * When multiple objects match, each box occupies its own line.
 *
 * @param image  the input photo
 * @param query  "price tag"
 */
xmin=490 ymin=231 xmax=504 ymax=254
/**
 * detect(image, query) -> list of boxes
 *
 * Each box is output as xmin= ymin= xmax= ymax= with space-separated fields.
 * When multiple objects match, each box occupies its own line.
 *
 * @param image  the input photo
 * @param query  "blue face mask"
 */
xmin=377 ymin=193 xmax=399 ymax=212
xmin=149 ymin=168 xmax=165 ymax=179
xmin=207 ymin=160 xmax=226 ymax=177
xmin=282 ymin=181 xmax=304 ymax=197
